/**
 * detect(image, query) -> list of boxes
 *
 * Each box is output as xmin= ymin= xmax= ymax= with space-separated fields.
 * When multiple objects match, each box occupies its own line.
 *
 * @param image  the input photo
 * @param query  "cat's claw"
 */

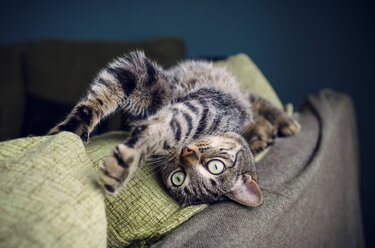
xmin=99 ymin=144 xmax=140 ymax=195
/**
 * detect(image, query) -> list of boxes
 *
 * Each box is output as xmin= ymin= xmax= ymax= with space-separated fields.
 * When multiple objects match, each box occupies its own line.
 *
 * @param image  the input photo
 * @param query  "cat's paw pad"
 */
xmin=275 ymin=116 xmax=301 ymax=137
xmin=99 ymin=144 xmax=140 ymax=195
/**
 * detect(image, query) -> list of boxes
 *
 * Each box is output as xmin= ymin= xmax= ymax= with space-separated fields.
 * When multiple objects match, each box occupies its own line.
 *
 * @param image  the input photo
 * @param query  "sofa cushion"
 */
xmin=0 ymin=132 xmax=107 ymax=248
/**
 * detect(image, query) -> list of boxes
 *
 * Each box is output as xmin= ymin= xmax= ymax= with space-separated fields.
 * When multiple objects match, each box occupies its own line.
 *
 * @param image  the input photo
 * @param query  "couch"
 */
xmin=0 ymin=39 xmax=364 ymax=247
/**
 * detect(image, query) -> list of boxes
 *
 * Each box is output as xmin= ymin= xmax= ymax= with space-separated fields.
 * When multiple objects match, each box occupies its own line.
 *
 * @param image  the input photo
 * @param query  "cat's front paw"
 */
xmin=249 ymin=130 xmax=273 ymax=155
xmin=99 ymin=144 xmax=140 ymax=195
xmin=244 ymin=119 xmax=274 ymax=155
xmin=274 ymin=116 xmax=301 ymax=137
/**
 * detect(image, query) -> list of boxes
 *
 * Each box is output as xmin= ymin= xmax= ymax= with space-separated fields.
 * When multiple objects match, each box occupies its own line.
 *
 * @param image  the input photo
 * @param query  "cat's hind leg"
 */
xmin=48 ymin=51 xmax=172 ymax=143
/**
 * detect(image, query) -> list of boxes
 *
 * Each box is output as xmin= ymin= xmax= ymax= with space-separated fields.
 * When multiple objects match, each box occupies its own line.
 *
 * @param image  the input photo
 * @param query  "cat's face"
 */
xmin=160 ymin=132 xmax=263 ymax=207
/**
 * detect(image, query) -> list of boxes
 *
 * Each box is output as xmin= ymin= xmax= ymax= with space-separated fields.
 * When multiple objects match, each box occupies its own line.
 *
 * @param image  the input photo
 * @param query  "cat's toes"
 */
xmin=99 ymin=144 xmax=140 ymax=195
xmin=99 ymin=157 xmax=123 ymax=195
xmin=250 ymin=135 xmax=273 ymax=154
xmin=250 ymin=140 xmax=267 ymax=154
xmin=276 ymin=117 xmax=301 ymax=137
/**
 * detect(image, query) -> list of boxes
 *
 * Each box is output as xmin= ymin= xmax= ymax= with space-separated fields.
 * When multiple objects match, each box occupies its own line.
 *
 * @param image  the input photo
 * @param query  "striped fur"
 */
xmin=49 ymin=51 xmax=300 ymax=206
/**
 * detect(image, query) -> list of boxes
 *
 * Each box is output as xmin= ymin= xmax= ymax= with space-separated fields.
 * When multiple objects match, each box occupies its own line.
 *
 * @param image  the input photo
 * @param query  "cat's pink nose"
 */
xmin=180 ymin=147 xmax=196 ymax=158
xmin=180 ymin=147 xmax=199 ymax=166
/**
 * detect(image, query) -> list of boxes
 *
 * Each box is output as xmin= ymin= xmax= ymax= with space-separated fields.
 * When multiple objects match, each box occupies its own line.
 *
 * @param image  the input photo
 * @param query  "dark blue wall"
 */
xmin=1 ymin=0 xmax=374 ymax=245
xmin=1 ymin=0 xmax=373 ymax=104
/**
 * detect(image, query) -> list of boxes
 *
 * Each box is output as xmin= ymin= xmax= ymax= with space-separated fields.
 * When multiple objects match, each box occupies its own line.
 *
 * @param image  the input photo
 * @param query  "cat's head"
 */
xmin=160 ymin=132 xmax=263 ymax=207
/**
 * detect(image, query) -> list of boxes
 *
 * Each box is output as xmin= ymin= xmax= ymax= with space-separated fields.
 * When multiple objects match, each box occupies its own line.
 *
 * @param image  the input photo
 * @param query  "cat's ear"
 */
xmin=227 ymin=173 xmax=263 ymax=207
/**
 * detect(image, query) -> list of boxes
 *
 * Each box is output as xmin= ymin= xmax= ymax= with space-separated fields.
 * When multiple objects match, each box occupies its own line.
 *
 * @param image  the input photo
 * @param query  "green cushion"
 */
xmin=0 ymin=132 xmax=107 ymax=248
xmin=0 ymin=53 xmax=283 ymax=247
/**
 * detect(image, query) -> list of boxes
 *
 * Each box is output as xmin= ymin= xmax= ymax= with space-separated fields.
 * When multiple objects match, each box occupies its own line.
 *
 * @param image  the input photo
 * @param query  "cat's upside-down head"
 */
xmin=160 ymin=132 xmax=263 ymax=207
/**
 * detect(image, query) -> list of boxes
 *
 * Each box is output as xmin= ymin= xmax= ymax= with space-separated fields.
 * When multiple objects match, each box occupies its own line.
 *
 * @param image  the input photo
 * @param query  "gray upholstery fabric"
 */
xmin=158 ymin=90 xmax=364 ymax=248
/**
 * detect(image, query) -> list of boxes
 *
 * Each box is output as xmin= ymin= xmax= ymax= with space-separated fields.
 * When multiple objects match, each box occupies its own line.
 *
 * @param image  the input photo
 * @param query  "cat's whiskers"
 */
xmin=140 ymin=153 xmax=175 ymax=174
xmin=145 ymin=157 xmax=168 ymax=165
xmin=141 ymin=161 xmax=168 ymax=173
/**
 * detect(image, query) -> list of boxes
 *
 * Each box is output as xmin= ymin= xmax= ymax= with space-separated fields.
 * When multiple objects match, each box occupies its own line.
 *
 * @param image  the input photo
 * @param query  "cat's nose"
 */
xmin=180 ymin=147 xmax=196 ymax=158
xmin=180 ymin=147 xmax=199 ymax=166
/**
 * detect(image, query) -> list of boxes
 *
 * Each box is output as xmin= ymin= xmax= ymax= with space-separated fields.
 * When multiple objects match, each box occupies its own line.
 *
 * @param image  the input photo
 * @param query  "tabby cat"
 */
xmin=48 ymin=51 xmax=300 ymax=207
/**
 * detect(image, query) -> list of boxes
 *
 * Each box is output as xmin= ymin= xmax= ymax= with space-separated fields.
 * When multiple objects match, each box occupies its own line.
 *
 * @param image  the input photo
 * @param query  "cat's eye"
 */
xmin=171 ymin=171 xmax=186 ymax=186
xmin=207 ymin=160 xmax=226 ymax=175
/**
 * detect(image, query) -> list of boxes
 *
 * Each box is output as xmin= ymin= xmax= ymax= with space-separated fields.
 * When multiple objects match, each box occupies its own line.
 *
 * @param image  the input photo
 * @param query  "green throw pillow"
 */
xmin=0 ymin=53 xmax=283 ymax=248
xmin=0 ymin=132 xmax=107 ymax=248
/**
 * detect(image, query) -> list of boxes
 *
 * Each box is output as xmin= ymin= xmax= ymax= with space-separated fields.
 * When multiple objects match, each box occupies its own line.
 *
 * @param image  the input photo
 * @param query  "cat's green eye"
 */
xmin=207 ymin=160 xmax=226 ymax=175
xmin=171 ymin=171 xmax=186 ymax=186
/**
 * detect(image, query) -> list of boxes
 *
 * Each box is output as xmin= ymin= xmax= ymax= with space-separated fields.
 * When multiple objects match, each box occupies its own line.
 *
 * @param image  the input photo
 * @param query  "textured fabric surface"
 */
xmin=0 ymin=132 xmax=107 ymax=248
xmin=158 ymin=90 xmax=364 ymax=248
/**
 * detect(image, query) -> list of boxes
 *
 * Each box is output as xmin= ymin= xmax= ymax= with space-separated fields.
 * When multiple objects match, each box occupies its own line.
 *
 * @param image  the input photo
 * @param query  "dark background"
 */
xmin=1 ymin=0 xmax=374 ymax=246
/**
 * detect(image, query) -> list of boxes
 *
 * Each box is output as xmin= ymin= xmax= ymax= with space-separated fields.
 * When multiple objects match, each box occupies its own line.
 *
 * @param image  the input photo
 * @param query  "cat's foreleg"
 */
xmin=48 ymin=51 xmax=171 ymax=143
xmin=99 ymin=102 xmax=202 ymax=195
xmin=47 ymin=73 xmax=124 ymax=143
